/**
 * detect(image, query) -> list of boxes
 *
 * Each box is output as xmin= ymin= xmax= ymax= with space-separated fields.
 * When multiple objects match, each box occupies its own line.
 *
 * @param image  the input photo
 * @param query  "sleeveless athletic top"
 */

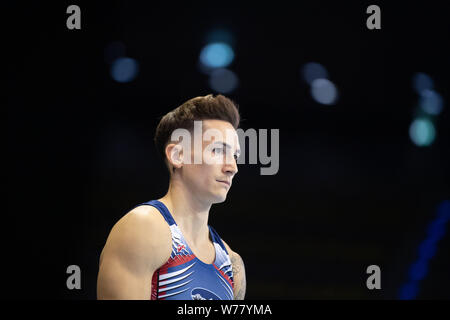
xmin=132 ymin=199 xmax=234 ymax=300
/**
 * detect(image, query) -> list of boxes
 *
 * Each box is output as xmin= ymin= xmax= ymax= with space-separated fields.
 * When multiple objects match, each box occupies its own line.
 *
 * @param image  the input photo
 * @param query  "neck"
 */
xmin=158 ymin=178 xmax=211 ymax=246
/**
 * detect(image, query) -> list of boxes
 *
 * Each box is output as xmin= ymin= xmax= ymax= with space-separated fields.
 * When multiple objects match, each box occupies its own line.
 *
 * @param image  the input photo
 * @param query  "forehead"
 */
xmin=202 ymin=119 xmax=236 ymax=132
xmin=202 ymin=119 xmax=240 ymax=147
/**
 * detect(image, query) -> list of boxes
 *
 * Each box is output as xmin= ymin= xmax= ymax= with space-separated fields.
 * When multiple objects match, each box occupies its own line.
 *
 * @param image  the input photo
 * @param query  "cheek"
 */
xmin=199 ymin=166 xmax=220 ymax=187
xmin=187 ymin=165 xmax=213 ymax=185
xmin=203 ymin=151 xmax=218 ymax=164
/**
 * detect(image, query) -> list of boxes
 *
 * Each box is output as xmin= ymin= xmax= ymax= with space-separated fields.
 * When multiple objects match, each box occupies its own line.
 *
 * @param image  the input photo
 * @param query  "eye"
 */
xmin=213 ymin=147 xmax=224 ymax=154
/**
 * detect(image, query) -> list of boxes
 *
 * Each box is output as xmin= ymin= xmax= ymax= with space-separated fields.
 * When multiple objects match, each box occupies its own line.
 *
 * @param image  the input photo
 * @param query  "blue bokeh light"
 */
xmin=419 ymin=89 xmax=444 ymax=115
xmin=437 ymin=200 xmax=450 ymax=221
xmin=199 ymin=42 xmax=235 ymax=68
xmin=409 ymin=261 xmax=429 ymax=281
xmin=426 ymin=219 xmax=446 ymax=242
xmin=412 ymin=72 xmax=434 ymax=94
xmin=302 ymin=62 xmax=329 ymax=85
xmin=208 ymin=68 xmax=239 ymax=94
xmin=418 ymin=239 xmax=437 ymax=260
xmin=110 ymin=57 xmax=139 ymax=83
xmin=398 ymin=200 xmax=450 ymax=299
xmin=399 ymin=283 xmax=419 ymax=300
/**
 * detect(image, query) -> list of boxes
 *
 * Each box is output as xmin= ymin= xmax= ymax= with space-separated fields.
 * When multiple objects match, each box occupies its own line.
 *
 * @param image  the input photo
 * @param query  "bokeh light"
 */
xmin=199 ymin=42 xmax=235 ymax=69
xmin=399 ymin=200 xmax=450 ymax=299
xmin=208 ymin=68 xmax=239 ymax=94
xmin=310 ymin=78 xmax=338 ymax=105
xmin=408 ymin=118 xmax=436 ymax=147
xmin=302 ymin=62 xmax=329 ymax=85
xmin=409 ymin=260 xmax=429 ymax=281
xmin=412 ymin=72 xmax=434 ymax=94
xmin=418 ymin=239 xmax=437 ymax=260
xmin=110 ymin=57 xmax=139 ymax=83
xmin=399 ymin=283 xmax=419 ymax=300
xmin=419 ymin=89 xmax=444 ymax=115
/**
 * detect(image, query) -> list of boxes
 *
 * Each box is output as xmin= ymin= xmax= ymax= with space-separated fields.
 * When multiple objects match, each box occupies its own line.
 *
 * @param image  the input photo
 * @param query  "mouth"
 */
xmin=217 ymin=180 xmax=231 ymax=187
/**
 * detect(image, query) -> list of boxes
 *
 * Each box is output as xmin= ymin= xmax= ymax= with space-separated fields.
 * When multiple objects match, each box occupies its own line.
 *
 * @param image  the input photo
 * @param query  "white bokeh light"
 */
xmin=310 ymin=78 xmax=338 ymax=105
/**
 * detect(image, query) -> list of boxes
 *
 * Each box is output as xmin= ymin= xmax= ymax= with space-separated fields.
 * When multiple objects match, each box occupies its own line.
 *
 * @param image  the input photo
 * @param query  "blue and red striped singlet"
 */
xmin=132 ymin=199 xmax=234 ymax=300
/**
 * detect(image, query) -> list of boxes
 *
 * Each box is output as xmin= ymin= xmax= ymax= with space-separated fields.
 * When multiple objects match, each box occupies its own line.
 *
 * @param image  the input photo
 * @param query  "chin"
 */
xmin=214 ymin=197 xmax=227 ymax=204
xmin=211 ymin=192 xmax=228 ymax=204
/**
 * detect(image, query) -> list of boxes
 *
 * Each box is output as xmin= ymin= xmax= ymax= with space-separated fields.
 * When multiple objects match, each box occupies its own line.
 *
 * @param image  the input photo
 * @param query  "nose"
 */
xmin=223 ymin=158 xmax=238 ymax=176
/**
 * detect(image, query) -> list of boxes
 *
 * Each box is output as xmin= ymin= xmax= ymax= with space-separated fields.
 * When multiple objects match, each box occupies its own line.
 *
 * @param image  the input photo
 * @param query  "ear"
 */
xmin=165 ymin=143 xmax=184 ymax=169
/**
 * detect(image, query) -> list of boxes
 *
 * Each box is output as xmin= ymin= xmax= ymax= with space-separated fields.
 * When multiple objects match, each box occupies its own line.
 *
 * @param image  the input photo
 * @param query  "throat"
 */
xmin=187 ymin=238 xmax=216 ymax=265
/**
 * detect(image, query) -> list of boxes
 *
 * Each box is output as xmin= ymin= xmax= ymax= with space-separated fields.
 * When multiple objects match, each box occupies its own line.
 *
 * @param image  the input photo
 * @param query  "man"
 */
xmin=97 ymin=94 xmax=246 ymax=300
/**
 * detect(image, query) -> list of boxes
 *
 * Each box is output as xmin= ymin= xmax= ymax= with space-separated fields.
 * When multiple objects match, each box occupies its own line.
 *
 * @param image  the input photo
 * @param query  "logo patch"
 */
xmin=191 ymin=287 xmax=221 ymax=300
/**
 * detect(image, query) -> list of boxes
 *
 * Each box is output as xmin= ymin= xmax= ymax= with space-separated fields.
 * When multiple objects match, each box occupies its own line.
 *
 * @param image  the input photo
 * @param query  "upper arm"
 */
xmin=97 ymin=206 xmax=171 ymax=300
xmin=223 ymin=240 xmax=247 ymax=300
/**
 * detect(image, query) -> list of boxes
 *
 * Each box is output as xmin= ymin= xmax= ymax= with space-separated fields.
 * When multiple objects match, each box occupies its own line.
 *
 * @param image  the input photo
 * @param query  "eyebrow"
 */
xmin=213 ymin=141 xmax=241 ymax=156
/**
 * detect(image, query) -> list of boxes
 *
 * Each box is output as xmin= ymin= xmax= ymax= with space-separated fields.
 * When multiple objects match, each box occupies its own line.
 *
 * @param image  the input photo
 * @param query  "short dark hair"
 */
xmin=154 ymin=94 xmax=240 ymax=171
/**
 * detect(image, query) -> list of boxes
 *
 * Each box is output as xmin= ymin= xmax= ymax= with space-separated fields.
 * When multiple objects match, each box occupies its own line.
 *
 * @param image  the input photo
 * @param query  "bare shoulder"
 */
xmin=222 ymin=240 xmax=240 ymax=259
xmin=221 ymin=239 xmax=246 ymax=300
xmin=100 ymin=205 xmax=171 ymax=270
xmin=119 ymin=204 xmax=169 ymax=234
xmin=222 ymin=239 xmax=245 ymax=274
xmin=97 ymin=205 xmax=171 ymax=299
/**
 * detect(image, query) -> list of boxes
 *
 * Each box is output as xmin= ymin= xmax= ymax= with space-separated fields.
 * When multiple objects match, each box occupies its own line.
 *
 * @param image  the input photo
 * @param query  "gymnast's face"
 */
xmin=181 ymin=119 xmax=240 ymax=204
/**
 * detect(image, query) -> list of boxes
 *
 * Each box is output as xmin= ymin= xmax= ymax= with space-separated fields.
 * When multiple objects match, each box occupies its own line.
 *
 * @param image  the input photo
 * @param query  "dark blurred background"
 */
xmin=6 ymin=1 xmax=449 ymax=299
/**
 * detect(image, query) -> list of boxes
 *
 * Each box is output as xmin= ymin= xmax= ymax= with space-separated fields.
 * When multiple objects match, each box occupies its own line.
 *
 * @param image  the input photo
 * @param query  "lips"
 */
xmin=217 ymin=180 xmax=231 ymax=186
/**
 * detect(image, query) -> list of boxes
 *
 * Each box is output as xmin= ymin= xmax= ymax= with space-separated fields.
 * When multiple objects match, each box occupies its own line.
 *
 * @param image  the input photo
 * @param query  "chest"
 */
xmin=183 ymin=238 xmax=216 ymax=265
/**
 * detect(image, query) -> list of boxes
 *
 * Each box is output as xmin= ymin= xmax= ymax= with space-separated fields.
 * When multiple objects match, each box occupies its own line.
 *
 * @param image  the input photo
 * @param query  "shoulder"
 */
xmin=221 ymin=239 xmax=246 ymax=300
xmin=221 ymin=239 xmax=238 ymax=258
xmin=112 ymin=204 xmax=171 ymax=245
xmin=221 ymin=239 xmax=244 ymax=267
xmin=101 ymin=204 xmax=172 ymax=270
xmin=120 ymin=204 xmax=169 ymax=232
